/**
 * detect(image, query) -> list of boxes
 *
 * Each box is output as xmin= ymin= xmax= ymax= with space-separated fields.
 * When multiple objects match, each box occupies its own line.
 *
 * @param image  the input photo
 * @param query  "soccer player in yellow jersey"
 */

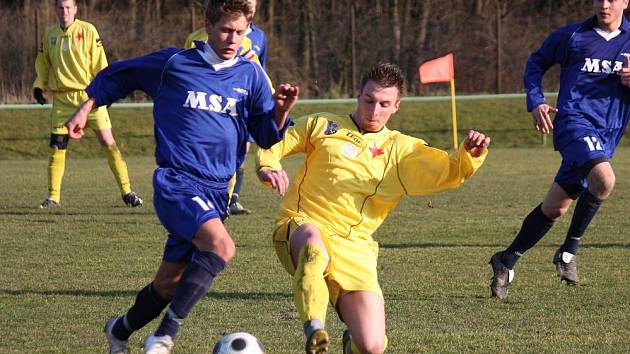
xmin=33 ymin=0 xmax=142 ymax=209
xmin=184 ymin=0 xmax=268 ymax=216
xmin=256 ymin=63 xmax=491 ymax=354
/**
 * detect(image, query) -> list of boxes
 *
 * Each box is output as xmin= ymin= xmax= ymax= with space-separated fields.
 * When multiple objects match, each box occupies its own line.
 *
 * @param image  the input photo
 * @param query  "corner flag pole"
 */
xmin=418 ymin=53 xmax=457 ymax=149
xmin=450 ymin=79 xmax=458 ymax=149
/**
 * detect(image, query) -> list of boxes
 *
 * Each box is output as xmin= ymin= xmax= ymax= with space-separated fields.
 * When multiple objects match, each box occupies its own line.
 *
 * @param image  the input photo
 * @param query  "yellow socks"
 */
xmin=104 ymin=144 xmax=131 ymax=195
xmin=47 ymin=148 xmax=66 ymax=202
xmin=293 ymin=245 xmax=329 ymax=324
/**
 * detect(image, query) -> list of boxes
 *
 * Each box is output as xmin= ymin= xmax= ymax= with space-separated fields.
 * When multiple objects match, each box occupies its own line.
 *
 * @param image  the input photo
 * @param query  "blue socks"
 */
xmin=561 ymin=191 xmax=602 ymax=255
xmin=155 ymin=251 xmax=226 ymax=339
xmin=112 ymin=283 xmax=169 ymax=340
xmin=503 ymin=203 xmax=554 ymax=269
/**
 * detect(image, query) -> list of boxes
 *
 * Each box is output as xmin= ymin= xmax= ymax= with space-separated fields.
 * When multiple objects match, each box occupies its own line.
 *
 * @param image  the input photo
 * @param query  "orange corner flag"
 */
xmin=418 ymin=53 xmax=454 ymax=84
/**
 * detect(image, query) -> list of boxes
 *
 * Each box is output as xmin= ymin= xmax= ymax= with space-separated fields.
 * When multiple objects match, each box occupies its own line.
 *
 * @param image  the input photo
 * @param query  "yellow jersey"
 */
xmin=257 ymin=113 xmax=488 ymax=241
xmin=34 ymin=19 xmax=107 ymax=92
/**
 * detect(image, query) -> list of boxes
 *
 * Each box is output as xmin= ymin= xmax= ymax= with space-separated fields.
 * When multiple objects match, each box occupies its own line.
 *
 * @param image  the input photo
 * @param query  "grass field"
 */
xmin=0 ymin=97 xmax=586 ymax=159
xmin=1 ymin=147 xmax=630 ymax=353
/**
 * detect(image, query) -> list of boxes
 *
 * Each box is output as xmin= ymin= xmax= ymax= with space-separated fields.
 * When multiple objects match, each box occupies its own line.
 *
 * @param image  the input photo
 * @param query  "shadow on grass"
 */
xmin=381 ymin=242 xmax=630 ymax=249
xmin=0 ymin=209 xmax=154 ymax=216
xmin=0 ymin=289 xmax=291 ymax=300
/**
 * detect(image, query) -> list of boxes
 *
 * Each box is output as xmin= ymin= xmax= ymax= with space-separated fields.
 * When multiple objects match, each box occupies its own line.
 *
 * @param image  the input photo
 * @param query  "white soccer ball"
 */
xmin=212 ymin=332 xmax=266 ymax=354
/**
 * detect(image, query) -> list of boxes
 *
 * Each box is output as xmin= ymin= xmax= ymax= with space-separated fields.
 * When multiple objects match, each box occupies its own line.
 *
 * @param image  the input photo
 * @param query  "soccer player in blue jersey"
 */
xmin=490 ymin=0 xmax=630 ymax=299
xmin=65 ymin=1 xmax=298 ymax=353
xmin=227 ymin=0 xmax=270 ymax=216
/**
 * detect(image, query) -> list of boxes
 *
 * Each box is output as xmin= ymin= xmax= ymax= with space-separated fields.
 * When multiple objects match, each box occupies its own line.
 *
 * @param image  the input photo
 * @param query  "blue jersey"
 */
xmin=246 ymin=23 xmax=268 ymax=69
xmin=86 ymin=41 xmax=288 ymax=187
xmin=524 ymin=16 xmax=630 ymax=151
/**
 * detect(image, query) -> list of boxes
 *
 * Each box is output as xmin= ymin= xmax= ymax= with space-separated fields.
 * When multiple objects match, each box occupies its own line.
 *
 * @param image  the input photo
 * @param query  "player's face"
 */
xmin=355 ymin=80 xmax=400 ymax=133
xmin=56 ymin=0 xmax=77 ymax=29
xmin=594 ymin=0 xmax=629 ymax=31
xmin=206 ymin=12 xmax=250 ymax=60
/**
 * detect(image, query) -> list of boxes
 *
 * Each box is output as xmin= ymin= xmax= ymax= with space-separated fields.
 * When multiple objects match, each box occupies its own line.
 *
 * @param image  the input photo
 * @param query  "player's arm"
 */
xmin=33 ymin=31 xmax=50 ymax=104
xmin=524 ymin=26 xmax=573 ymax=133
xmin=398 ymin=130 xmax=490 ymax=196
xmin=246 ymin=62 xmax=298 ymax=149
xmin=88 ymin=25 xmax=108 ymax=76
xmin=66 ymin=48 xmax=180 ymax=137
xmin=256 ymin=115 xmax=314 ymax=196
xmin=85 ymin=48 xmax=181 ymax=106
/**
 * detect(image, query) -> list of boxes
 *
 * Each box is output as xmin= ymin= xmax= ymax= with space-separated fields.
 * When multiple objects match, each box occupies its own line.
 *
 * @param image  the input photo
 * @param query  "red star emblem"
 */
xmin=75 ymin=32 xmax=83 ymax=41
xmin=369 ymin=143 xmax=384 ymax=158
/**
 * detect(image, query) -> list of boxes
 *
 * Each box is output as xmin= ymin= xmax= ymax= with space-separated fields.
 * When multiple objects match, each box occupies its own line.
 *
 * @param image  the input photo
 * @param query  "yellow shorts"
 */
xmin=51 ymin=90 xmax=111 ymax=134
xmin=273 ymin=217 xmax=383 ymax=305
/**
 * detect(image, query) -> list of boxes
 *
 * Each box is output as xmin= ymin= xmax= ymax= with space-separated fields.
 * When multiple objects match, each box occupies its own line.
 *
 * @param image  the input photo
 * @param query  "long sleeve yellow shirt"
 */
xmin=33 ymin=19 xmax=107 ymax=92
xmin=257 ymin=113 xmax=488 ymax=241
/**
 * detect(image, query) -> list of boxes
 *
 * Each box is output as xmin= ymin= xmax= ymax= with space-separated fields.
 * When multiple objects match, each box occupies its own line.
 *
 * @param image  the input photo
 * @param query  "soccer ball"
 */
xmin=212 ymin=332 xmax=266 ymax=354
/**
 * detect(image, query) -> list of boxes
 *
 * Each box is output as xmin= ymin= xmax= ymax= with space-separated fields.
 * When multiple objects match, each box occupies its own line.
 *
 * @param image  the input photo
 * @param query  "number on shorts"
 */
xmin=192 ymin=196 xmax=214 ymax=211
xmin=582 ymin=136 xmax=603 ymax=152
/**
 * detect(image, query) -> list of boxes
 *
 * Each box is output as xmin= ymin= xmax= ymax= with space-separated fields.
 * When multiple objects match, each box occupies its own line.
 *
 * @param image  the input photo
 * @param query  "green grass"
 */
xmin=1 ymin=148 xmax=630 ymax=353
xmin=4 ymin=98 xmax=628 ymax=159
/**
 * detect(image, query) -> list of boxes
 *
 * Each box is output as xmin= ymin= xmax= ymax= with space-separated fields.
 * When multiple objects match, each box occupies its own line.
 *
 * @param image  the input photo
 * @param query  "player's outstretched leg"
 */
xmin=293 ymin=245 xmax=330 ymax=353
xmin=105 ymin=283 xmax=169 ymax=353
xmin=553 ymin=190 xmax=603 ymax=285
xmin=553 ymin=249 xmax=579 ymax=285
xmin=145 ymin=251 xmax=227 ymax=353
xmin=489 ymin=252 xmax=514 ymax=299
xmin=104 ymin=318 xmax=129 ymax=354
xmin=304 ymin=319 xmax=330 ymax=354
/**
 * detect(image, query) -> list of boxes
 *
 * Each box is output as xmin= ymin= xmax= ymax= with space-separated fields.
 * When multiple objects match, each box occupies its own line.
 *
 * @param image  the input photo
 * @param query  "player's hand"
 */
xmin=65 ymin=98 xmax=95 ymax=140
xmin=33 ymin=88 xmax=47 ymax=105
xmin=463 ymin=130 xmax=490 ymax=157
xmin=531 ymin=103 xmax=557 ymax=134
xmin=258 ymin=167 xmax=290 ymax=196
xmin=273 ymin=84 xmax=300 ymax=114
xmin=619 ymin=55 xmax=630 ymax=87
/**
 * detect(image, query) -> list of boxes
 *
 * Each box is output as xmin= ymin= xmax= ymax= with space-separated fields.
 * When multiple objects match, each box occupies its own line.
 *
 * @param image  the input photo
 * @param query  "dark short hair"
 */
xmin=205 ymin=0 xmax=253 ymax=25
xmin=56 ymin=0 xmax=77 ymax=6
xmin=360 ymin=63 xmax=405 ymax=95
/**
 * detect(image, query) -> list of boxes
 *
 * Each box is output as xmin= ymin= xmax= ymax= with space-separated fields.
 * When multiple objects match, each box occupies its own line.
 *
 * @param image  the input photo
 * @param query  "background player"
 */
xmin=490 ymin=0 xmax=630 ymax=299
xmin=256 ymin=63 xmax=490 ymax=354
xmin=33 ymin=0 xmax=143 ymax=208
xmin=184 ymin=0 xmax=268 ymax=215
xmin=65 ymin=1 xmax=298 ymax=353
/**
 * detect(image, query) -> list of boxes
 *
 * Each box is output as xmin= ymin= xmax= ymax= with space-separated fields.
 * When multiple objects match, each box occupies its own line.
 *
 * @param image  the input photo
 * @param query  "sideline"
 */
xmin=0 ymin=92 xmax=558 ymax=110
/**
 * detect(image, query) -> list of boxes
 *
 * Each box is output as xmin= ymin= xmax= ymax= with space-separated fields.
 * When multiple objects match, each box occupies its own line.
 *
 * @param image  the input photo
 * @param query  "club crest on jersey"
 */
xmin=341 ymin=142 xmax=360 ymax=158
xmin=369 ymin=142 xmax=384 ymax=158
xmin=581 ymin=57 xmax=624 ymax=74
xmin=183 ymin=91 xmax=238 ymax=116
xmin=50 ymin=36 xmax=57 ymax=45
xmin=323 ymin=120 xmax=339 ymax=135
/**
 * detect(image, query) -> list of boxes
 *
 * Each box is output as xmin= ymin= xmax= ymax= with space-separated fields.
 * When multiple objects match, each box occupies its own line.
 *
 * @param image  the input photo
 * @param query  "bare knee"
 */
xmin=193 ymin=220 xmax=236 ymax=262
xmin=589 ymin=173 xmax=615 ymax=200
xmin=210 ymin=236 xmax=236 ymax=262
xmin=355 ymin=337 xmax=386 ymax=354
xmin=290 ymin=224 xmax=326 ymax=264
xmin=541 ymin=203 xmax=569 ymax=220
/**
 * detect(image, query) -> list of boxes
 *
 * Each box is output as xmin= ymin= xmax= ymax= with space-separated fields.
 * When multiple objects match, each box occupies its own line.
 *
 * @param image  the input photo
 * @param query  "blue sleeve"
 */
xmin=86 ymin=48 xmax=182 ymax=107
xmin=523 ymin=26 xmax=574 ymax=111
xmin=259 ymin=34 xmax=268 ymax=70
xmin=246 ymin=63 xmax=290 ymax=149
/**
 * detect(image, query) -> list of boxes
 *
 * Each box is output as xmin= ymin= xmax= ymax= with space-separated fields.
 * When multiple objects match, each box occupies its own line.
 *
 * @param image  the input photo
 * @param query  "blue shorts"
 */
xmin=554 ymin=133 xmax=610 ymax=198
xmin=153 ymin=168 xmax=229 ymax=263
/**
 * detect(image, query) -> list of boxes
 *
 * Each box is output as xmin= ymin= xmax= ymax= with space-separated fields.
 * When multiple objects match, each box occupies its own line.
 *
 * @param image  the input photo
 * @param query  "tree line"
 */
xmin=0 ymin=0 xmax=599 ymax=102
